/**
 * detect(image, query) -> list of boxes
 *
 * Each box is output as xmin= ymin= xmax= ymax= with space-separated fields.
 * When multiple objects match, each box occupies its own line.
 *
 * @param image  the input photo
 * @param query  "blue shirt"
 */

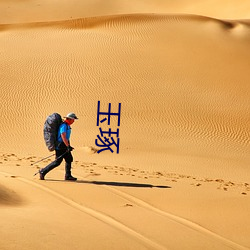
xmin=57 ymin=123 xmax=71 ymax=143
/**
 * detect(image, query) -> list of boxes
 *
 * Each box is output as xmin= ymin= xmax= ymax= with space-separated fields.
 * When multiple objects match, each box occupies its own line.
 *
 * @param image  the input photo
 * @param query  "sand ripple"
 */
xmin=0 ymin=14 xmax=249 ymax=178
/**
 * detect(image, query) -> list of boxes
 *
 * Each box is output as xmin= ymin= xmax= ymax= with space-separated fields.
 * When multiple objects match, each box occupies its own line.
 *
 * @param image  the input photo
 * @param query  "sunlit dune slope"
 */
xmin=0 ymin=14 xmax=250 ymax=180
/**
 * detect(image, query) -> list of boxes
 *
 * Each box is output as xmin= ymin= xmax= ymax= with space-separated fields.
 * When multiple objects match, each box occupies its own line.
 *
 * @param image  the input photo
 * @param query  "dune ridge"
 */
xmin=1 ymin=13 xmax=250 ymax=30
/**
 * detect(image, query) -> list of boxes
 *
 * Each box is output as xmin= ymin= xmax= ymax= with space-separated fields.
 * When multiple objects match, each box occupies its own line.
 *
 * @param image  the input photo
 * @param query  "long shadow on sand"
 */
xmin=46 ymin=179 xmax=171 ymax=189
xmin=78 ymin=180 xmax=171 ymax=189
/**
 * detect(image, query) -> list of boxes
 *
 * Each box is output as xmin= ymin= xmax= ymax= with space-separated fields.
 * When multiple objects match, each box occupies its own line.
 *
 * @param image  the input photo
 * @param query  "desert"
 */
xmin=0 ymin=1 xmax=250 ymax=249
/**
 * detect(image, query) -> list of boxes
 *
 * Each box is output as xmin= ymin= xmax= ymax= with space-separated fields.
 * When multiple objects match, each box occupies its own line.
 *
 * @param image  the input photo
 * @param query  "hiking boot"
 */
xmin=39 ymin=170 xmax=45 ymax=180
xmin=65 ymin=175 xmax=77 ymax=181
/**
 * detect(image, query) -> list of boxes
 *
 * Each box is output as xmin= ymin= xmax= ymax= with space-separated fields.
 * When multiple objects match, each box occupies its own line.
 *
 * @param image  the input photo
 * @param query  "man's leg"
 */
xmin=64 ymin=152 xmax=77 ymax=181
xmin=39 ymin=150 xmax=64 ymax=179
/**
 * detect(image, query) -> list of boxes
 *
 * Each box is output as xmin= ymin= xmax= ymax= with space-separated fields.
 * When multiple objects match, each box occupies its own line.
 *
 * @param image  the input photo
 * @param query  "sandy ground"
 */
xmin=1 ymin=1 xmax=250 ymax=250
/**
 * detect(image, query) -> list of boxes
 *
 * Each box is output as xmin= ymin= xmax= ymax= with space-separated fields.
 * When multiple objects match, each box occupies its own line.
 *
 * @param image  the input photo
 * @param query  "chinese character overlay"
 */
xmin=95 ymin=101 xmax=121 ymax=154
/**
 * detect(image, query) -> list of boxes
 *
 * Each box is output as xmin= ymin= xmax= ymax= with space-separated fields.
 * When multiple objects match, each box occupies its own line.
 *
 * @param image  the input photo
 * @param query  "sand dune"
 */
xmin=0 ymin=4 xmax=250 ymax=250
xmin=1 ymin=0 xmax=250 ymax=24
xmin=1 ymin=14 xmax=250 ymax=179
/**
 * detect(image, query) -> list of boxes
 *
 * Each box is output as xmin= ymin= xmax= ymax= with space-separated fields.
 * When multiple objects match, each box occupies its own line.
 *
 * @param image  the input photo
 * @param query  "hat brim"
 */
xmin=64 ymin=116 xmax=78 ymax=120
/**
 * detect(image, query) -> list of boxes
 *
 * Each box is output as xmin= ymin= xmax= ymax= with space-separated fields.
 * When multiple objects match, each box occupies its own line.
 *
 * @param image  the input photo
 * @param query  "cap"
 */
xmin=64 ymin=112 xmax=78 ymax=120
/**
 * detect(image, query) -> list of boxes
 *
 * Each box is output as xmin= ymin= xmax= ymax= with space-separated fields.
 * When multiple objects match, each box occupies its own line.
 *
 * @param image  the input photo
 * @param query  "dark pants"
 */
xmin=40 ymin=149 xmax=73 ymax=177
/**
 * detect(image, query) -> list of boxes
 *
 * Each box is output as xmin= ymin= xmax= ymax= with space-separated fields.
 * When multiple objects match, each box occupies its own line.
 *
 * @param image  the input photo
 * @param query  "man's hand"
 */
xmin=67 ymin=146 xmax=74 ymax=152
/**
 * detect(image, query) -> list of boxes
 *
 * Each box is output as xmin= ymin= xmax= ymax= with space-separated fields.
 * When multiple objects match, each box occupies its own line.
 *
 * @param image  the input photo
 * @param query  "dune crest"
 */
xmin=1 ymin=13 xmax=250 ymax=30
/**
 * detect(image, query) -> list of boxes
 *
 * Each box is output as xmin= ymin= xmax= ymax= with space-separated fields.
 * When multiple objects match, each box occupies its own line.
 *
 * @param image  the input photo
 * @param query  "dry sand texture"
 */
xmin=1 ymin=1 xmax=250 ymax=250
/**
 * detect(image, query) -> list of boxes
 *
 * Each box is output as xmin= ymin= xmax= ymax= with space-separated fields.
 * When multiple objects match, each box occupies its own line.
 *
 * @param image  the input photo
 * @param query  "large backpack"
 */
xmin=43 ymin=113 xmax=63 ymax=151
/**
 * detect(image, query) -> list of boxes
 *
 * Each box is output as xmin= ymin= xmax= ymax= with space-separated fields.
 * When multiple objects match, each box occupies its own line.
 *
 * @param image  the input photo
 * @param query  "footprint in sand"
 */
xmin=124 ymin=203 xmax=133 ymax=207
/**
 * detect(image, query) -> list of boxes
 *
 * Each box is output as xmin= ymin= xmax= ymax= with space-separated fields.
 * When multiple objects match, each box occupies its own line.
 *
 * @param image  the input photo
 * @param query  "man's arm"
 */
xmin=61 ymin=132 xmax=69 ymax=147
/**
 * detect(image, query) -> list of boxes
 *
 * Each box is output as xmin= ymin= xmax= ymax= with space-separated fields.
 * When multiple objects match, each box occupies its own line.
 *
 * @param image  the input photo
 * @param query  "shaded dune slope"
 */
xmin=0 ymin=184 xmax=23 ymax=206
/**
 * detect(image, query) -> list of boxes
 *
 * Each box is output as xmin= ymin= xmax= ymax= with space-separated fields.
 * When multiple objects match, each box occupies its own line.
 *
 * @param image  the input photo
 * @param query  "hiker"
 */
xmin=39 ymin=112 xmax=78 ymax=181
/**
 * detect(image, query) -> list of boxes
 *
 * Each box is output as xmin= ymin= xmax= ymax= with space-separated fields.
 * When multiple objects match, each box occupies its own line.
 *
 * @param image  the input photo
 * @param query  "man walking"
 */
xmin=39 ymin=112 xmax=78 ymax=181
